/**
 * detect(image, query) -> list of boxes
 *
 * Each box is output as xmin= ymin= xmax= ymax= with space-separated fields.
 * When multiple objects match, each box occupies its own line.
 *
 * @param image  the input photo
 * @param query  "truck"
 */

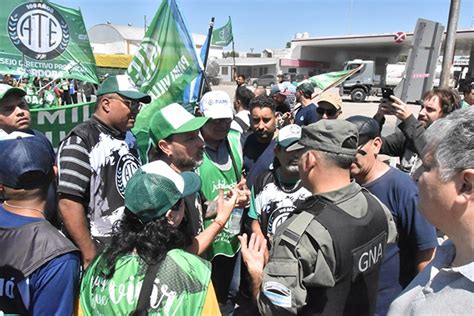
xmin=340 ymin=59 xmax=455 ymax=102
xmin=340 ymin=59 xmax=405 ymax=102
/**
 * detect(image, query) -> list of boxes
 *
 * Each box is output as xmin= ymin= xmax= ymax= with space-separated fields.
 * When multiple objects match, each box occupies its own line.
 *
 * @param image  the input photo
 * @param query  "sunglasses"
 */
xmin=316 ymin=107 xmax=337 ymax=117
xmin=108 ymin=97 xmax=142 ymax=112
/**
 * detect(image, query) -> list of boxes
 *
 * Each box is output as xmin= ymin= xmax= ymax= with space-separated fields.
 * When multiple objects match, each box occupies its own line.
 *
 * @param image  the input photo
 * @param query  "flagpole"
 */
xmin=230 ymin=16 xmax=236 ymax=79
xmin=198 ymin=17 xmax=215 ymax=101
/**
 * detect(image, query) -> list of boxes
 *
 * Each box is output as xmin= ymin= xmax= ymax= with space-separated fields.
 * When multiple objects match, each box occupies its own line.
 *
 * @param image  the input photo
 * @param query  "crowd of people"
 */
xmin=0 ymin=71 xmax=473 ymax=316
xmin=1 ymin=74 xmax=96 ymax=108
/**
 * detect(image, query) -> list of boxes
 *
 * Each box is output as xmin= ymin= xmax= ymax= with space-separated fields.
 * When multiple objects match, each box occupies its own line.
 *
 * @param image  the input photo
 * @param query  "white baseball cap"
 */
xmin=199 ymin=90 xmax=233 ymax=119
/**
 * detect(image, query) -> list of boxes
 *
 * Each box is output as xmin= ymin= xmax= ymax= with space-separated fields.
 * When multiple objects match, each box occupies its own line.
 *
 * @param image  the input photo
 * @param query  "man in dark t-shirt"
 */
xmin=243 ymin=95 xmax=278 ymax=188
xmin=294 ymin=82 xmax=318 ymax=126
xmin=347 ymin=115 xmax=437 ymax=315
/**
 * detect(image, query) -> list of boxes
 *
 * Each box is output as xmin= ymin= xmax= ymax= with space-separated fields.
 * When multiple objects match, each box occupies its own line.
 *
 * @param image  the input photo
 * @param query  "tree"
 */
xmin=222 ymin=51 xmax=239 ymax=58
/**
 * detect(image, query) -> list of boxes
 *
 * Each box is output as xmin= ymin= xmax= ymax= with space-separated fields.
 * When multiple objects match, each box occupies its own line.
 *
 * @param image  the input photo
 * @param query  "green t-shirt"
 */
xmin=80 ymin=249 xmax=212 ymax=316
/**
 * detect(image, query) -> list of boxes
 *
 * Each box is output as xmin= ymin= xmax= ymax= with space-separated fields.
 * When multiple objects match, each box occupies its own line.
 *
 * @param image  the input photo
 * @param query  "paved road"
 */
xmin=211 ymin=84 xmax=421 ymax=137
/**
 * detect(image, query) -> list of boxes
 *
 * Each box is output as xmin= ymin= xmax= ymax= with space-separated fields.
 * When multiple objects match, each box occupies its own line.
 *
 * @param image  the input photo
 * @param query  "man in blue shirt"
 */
xmin=294 ymin=82 xmax=318 ymax=126
xmin=0 ymin=135 xmax=80 ymax=315
xmin=347 ymin=115 xmax=437 ymax=315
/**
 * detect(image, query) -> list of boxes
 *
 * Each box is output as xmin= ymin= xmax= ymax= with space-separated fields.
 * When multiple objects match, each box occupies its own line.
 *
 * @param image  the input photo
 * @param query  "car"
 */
xmin=294 ymin=73 xmax=307 ymax=83
xmin=252 ymin=74 xmax=277 ymax=88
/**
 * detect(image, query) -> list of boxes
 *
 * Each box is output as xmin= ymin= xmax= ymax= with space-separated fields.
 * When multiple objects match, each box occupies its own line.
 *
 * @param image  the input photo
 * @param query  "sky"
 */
xmin=53 ymin=0 xmax=474 ymax=52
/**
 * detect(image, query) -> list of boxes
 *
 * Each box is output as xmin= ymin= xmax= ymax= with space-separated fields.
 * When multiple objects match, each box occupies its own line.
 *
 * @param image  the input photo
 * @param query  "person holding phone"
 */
xmin=374 ymin=88 xmax=461 ymax=175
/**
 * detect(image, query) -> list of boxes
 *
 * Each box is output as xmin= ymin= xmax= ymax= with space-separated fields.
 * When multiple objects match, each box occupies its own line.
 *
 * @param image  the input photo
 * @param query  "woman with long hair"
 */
xmin=79 ymin=166 xmax=237 ymax=315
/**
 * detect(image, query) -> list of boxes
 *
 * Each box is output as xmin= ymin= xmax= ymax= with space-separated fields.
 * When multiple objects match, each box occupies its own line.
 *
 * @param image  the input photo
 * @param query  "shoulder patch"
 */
xmin=281 ymin=211 xmax=314 ymax=247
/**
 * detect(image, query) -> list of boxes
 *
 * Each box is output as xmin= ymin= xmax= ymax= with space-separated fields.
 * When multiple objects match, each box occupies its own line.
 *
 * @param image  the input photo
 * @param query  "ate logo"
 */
xmin=219 ymin=28 xmax=230 ymax=41
xmin=8 ymin=2 xmax=70 ymax=60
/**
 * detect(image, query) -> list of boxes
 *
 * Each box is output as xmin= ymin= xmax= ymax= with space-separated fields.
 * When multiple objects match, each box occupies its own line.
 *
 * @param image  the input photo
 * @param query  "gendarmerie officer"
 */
xmin=240 ymin=119 xmax=397 ymax=315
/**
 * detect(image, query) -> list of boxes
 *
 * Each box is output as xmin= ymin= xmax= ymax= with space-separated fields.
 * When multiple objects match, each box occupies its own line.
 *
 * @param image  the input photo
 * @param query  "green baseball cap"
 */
xmin=286 ymin=120 xmax=359 ymax=156
xmin=96 ymin=74 xmax=151 ymax=103
xmin=125 ymin=160 xmax=201 ymax=223
xmin=149 ymin=103 xmax=209 ymax=144
xmin=296 ymin=82 xmax=314 ymax=97
xmin=0 ymin=84 xmax=26 ymax=103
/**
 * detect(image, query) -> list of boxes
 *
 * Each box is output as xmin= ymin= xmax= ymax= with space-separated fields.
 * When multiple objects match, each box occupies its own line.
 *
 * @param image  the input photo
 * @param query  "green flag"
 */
xmin=0 ymin=1 xmax=98 ymax=83
xmin=30 ymin=102 xmax=94 ymax=149
xmin=308 ymin=69 xmax=356 ymax=90
xmin=127 ymin=0 xmax=202 ymax=161
xmin=211 ymin=17 xmax=233 ymax=47
xmin=307 ymin=65 xmax=364 ymax=91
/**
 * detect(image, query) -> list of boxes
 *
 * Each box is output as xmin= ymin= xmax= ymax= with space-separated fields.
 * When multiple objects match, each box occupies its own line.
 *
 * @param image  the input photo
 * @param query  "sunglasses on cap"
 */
xmin=316 ymin=107 xmax=338 ymax=117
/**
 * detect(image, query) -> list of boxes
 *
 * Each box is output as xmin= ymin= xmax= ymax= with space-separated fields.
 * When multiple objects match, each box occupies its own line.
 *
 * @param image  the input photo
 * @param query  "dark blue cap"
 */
xmin=0 ymin=135 xmax=54 ymax=189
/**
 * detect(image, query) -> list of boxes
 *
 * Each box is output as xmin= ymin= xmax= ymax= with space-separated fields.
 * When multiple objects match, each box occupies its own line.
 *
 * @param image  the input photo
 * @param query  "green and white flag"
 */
xmin=211 ymin=17 xmax=233 ymax=47
xmin=307 ymin=65 xmax=364 ymax=91
xmin=127 ymin=0 xmax=202 ymax=161
xmin=0 ymin=0 xmax=98 ymax=83
xmin=30 ymin=101 xmax=94 ymax=149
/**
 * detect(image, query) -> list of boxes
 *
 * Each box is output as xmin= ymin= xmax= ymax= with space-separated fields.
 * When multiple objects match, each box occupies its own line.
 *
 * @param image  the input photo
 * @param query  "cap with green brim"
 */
xmin=0 ymin=84 xmax=26 ymax=103
xmin=149 ymin=103 xmax=209 ymax=144
xmin=277 ymin=124 xmax=302 ymax=150
xmin=96 ymin=74 xmax=151 ymax=103
xmin=125 ymin=160 xmax=202 ymax=223
xmin=286 ymin=120 xmax=359 ymax=156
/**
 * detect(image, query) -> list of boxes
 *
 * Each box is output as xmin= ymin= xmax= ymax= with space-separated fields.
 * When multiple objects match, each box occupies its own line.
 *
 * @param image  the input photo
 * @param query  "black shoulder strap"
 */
xmin=131 ymin=262 xmax=161 ymax=316
xmin=233 ymin=115 xmax=250 ymax=132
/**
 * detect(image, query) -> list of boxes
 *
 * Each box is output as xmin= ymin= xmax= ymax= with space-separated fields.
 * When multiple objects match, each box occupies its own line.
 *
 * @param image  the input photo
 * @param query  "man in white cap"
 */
xmin=197 ymin=90 xmax=250 ymax=314
xmin=57 ymin=74 xmax=151 ymax=267
xmin=249 ymin=124 xmax=311 ymax=252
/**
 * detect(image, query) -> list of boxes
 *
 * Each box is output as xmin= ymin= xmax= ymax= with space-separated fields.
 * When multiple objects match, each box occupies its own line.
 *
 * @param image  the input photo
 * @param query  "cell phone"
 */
xmin=381 ymin=87 xmax=394 ymax=100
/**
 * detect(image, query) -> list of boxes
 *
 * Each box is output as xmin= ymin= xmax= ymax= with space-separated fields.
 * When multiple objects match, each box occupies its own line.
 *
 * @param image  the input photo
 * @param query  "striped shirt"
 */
xmin=57 ymin=116 xmax=140 ymax=238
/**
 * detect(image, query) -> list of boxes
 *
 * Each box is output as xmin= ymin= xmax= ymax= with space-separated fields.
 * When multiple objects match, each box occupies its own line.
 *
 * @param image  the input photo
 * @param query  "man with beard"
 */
xmin=57 ymin=75 xmax=151 ymax=267
xmin=347 ymin=115 xmax=437 ymax=315
xmin=197 ymin=90 xmax=250 ymax=315
xmin=249 ymin=124 xmax=311 ymax=246
xmin=147 ymin=102 xmax=238 ymax=256
xmin=243 ymin=95 xmax=278 ymax=188
xmin=375 ymin=88 xmax=460 ymax=175
xmin=270 ymin=84 xmax=292 ymax=115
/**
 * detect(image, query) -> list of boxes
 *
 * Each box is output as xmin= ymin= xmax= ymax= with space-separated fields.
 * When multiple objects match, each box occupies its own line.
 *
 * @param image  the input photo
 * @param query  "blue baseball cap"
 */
xmin=0 ymin=135 xmax=54 ymax=189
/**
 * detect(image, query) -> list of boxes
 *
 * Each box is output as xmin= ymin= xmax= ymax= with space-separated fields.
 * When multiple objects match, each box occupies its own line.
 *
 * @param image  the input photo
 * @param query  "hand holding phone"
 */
xmin=381 ymin=87 xmax=394 ymax=100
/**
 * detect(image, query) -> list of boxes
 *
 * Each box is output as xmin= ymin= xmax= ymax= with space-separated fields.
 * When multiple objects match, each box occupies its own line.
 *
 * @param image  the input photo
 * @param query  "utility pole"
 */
xmin=440 ymin=0 xmax=461 ymax=88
